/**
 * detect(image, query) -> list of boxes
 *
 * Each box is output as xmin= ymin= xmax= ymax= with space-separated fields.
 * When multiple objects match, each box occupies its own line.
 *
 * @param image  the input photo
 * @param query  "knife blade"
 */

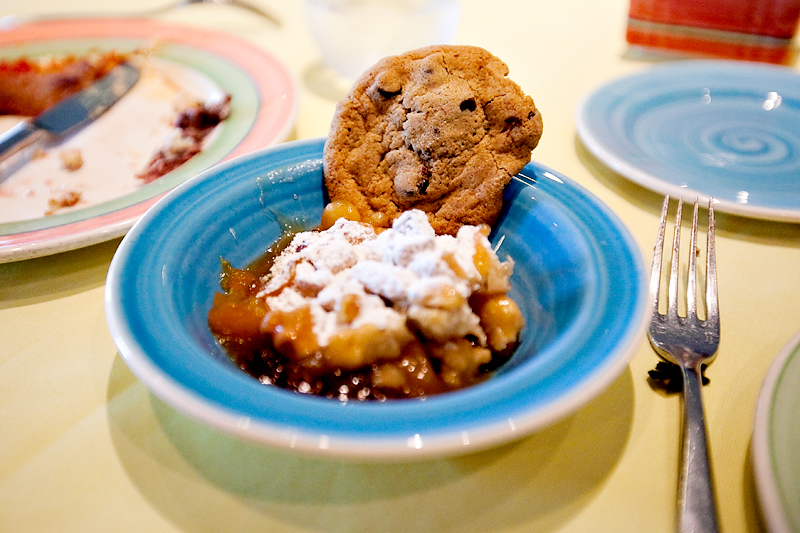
xmin=0 ymin=61 xmax=140 ymax=164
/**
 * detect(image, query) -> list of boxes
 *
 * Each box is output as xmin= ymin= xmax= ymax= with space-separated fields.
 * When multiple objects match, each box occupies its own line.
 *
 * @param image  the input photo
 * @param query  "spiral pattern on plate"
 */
xmin=697 ymin=121 xmax=794 ymax=170
xmin=576 ymin=61 xmax=800 ymax=220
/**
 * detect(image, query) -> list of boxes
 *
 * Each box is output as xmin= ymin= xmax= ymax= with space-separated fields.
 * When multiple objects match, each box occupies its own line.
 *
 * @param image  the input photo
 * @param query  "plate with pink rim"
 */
xmin=0 ymin=18 xmax=298 ymax=263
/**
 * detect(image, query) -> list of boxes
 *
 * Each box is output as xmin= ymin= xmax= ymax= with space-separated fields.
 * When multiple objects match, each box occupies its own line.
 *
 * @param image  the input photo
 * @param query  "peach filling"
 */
xmin=208 ymin=202 xmax=524 ymax=400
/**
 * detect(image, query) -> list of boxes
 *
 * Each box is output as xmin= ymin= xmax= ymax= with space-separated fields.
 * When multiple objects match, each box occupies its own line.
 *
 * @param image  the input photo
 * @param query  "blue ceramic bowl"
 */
xmin=105 ymin=138 xmax=647 ymax=459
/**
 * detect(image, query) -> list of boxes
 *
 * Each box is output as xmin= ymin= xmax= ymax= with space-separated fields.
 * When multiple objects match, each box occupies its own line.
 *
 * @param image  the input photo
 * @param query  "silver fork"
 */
xmin=0 ymin=0 xmax=280 ymax=29
xmin=146 ymin=0 xmax=280 ymax=25
xmin=648 ymin=196 xmax=720 ymax=533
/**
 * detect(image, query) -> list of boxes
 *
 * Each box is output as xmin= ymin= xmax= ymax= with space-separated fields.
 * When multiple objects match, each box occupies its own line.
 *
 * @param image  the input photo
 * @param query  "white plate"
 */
xmin=577 ymin=60 xmax=800 ymax=222
xmin=753 ymin=331 xmax=800 ymax=533
xmin=0 ymin=18 xmax=298 ymax=262
xmin=0 ymin=57 xmax=223 ymax=224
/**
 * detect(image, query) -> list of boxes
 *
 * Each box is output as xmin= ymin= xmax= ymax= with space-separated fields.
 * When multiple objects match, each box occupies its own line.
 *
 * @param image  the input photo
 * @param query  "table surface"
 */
xmin=2 ymin=1 xmax=800 ymax=532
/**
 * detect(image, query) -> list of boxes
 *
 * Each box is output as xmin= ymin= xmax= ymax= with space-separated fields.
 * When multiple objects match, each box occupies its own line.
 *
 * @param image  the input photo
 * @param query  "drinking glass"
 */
xmin=306 ymin=0 xmax=460 ymax=81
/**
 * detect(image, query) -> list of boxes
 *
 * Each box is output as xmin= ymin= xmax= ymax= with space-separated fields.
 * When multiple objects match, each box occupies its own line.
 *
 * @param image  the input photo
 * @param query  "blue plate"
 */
xmin=577 ymin=60 xmax=800 ymax=222
xmin=105 ymin=138 xmax=648 ymax=459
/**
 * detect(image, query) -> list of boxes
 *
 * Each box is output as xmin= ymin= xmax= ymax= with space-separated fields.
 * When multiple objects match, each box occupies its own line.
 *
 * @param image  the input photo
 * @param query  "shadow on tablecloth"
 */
xmin=106 ymin=353 xmax=636 ymax=532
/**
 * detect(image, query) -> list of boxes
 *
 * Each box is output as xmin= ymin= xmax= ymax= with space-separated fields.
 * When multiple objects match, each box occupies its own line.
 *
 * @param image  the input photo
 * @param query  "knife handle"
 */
xmin=0 ymin=121 xmax=46 ymax=164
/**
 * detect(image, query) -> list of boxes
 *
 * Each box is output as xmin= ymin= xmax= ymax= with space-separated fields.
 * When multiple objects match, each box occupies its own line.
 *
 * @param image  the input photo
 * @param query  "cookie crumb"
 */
xmin=45 ymin=190 xmax=82 ymax=215
xmin=59 ymin=149 xmax=83 ymax=171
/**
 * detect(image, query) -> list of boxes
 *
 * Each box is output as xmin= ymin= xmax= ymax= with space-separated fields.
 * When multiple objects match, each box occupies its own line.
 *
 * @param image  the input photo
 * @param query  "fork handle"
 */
xmin=679 ymin=365 xmax=720 ymax=533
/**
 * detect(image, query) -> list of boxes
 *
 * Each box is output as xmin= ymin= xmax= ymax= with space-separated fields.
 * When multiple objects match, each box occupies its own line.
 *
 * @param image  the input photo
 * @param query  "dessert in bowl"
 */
xmin=208 ymin=208 xmax=525 ymax=401
xmin=104 ymin=137 xmax=647 ymax=459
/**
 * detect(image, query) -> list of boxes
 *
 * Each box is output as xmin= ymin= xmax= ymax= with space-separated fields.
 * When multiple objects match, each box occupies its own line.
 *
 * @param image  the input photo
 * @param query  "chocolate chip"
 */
xmin=411 ymin=143 xmax=431 ymax=159
xmin=378 ymin=88 xmax=401 ymax=99
xmin=460 ymin=98 xmax=477 ymax=112
xmin=417 ymin=177 xmax=430 ymax=194
xmin=502 ymin=116 xmax=522 ymax=131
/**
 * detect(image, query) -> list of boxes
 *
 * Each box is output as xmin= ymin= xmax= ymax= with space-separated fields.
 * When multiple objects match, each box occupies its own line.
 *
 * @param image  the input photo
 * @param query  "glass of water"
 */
xmin=306 ymin=0 xmax=460 ymax=82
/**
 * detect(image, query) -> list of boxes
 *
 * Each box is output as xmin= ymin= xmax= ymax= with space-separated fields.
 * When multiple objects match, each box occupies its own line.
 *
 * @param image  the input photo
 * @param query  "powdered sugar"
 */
xmin=256 ymin=209 xmax=513 ymax=351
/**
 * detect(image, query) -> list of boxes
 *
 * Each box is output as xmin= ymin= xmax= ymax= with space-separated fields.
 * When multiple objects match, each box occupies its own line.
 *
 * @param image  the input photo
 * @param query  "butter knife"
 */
xmin=0 ymin=61 xmax=140 ymax=164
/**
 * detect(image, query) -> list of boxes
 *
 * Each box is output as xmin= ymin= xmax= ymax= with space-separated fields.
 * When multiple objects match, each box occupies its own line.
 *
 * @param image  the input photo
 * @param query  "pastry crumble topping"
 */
xmin=208 ymin=209 xmax=523 ymax=400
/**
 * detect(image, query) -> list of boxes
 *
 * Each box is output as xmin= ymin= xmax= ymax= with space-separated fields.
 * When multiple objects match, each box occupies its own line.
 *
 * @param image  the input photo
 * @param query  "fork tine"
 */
xmin=668 ymin=198 xmax=683 ymax=318
xmin=687 ymin=198 xmax=699 ymax=318
xmin=705 ymin=198 xmax=720 ymax=330
xmin=650 ymin=196 xmax=670 ymax=314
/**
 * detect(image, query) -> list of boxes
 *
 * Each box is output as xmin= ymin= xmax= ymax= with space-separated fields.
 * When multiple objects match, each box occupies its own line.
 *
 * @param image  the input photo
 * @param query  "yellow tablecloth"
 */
xmin=2 ymin=0 xmax=800 ymax=531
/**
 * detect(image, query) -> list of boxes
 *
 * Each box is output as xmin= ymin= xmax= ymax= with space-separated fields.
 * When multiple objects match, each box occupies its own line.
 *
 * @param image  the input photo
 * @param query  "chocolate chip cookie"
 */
xmin=323 ymin=45 xmax=543 ymax=235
